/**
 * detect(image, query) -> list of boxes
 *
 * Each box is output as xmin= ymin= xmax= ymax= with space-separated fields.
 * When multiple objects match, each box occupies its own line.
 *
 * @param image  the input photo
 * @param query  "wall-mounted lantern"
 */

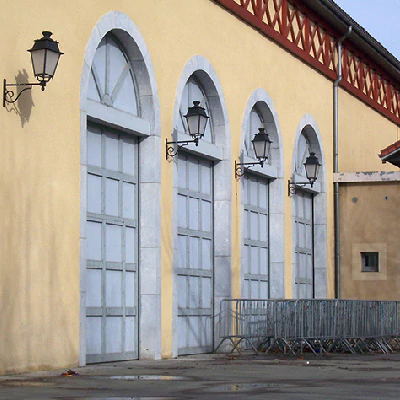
xmin=235 ymin=128 xmax=272 ymax=178
xmin=288 ymin=152 xmax=321 ymax=196
xmin=166 ymin=101 xmax=209 ymax=160
xmin=3 ymin=31 xmax=63 ymax=107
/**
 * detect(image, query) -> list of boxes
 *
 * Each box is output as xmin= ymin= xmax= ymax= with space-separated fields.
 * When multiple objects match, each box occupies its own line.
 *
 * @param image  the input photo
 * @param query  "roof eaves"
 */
xmin=301 ymin=0 xmax=400 ymax=83
xmin=379 ymin=140 xmax=400 ymax=164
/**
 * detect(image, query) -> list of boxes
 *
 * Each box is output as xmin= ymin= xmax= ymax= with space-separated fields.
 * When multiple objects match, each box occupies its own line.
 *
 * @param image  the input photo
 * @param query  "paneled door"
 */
xmin=242 ymin=174 xmax=270 ymax=299
xmin=86 ymin=123 xmax=139 ymax=363
xmin=177 ymin=153 xmax=214 ymax=355
xmin=294 ymin=190 xmax=314 ymax=298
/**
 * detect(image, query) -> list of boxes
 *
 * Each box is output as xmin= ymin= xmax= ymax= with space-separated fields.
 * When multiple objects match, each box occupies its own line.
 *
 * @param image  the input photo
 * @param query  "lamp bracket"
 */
xmin=287 ymin=179 xmax=315 ymax=196
xmin=235 ymin=160 xmax=264 ymax=178
xmin=3 ymin=79 xmax=45 ymax=107
xmin=165 ymin=137 xmax=199 ymax=160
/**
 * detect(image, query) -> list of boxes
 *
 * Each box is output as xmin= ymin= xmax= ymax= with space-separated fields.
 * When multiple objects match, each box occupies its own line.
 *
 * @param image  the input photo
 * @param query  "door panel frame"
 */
xmin=176 ymin=153 xmax=214 ymax=355
xmin=86 ymin=123 xmax=139 ymax=363
xmin=294 ymin=190 xmax=314 ymax=299
xmin=242 ymin=172 xmax=270 ymax=299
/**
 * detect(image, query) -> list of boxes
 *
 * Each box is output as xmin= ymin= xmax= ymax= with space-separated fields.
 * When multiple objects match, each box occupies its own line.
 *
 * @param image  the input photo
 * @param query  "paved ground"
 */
xmin=1 ymin=353 xmax=400 ymax=399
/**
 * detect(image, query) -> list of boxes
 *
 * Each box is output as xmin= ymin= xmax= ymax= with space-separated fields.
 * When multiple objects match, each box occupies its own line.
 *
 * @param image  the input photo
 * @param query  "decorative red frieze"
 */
xmin=214 ymin=0 xmax=400 ymax=125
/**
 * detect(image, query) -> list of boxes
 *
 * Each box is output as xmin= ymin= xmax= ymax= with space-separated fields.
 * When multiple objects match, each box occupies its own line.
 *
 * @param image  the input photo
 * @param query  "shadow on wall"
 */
xmin=4 ymin=69 xmax=35 ymax=127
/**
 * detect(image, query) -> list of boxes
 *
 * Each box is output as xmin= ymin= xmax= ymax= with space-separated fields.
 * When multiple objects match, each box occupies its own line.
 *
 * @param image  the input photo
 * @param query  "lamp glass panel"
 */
xmin=44 ymin=50 xmax=60 ymax=77
xmin=187 ymin=114 xmax=206 ymax=139
xmin=31 ymin=49 xmax=46 ymax=77
xmin=305 ymin=162 xmax=319 ymax=181
xmin=305 ymin=163 xmax=313 ymax=179
xmin=253 ymin=139 xmax=267 ymax=160
xmin=186 ymin=115 xmax=198 ymax=138
xmin=198 ymin=115 xmax=208 ymax=138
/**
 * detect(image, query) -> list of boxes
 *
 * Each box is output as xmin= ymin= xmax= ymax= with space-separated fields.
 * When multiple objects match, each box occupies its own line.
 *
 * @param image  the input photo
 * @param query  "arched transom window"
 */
xmin=88 ymin=34 xmax=139 ymax=116
xmin=295 ymin=133 xmax=312 ymax=176
xmin=177 ymin=77 xmax=213 ymax=143
xmin=245 ymin=105 xmax=270 ymax=163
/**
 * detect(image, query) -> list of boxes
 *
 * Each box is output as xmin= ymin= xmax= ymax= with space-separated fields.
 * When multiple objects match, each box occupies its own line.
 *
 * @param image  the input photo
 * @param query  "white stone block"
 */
xmin=139 ymin=294 xmax=161 ymax=359
xmin=140 ymin=248 xmax=161 ymax=295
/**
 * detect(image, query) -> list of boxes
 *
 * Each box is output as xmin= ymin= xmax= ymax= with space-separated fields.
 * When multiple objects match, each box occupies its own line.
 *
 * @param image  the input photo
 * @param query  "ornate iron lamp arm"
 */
xmin=165 ymin=137 xmax=199 ymax=160
xmin=235 ymin=160 xmax=265 ymax=178
xmin=287 ymin=180 xmax=315 ymax=196
xmin=3 ymin=79 xmax=45 ymax=107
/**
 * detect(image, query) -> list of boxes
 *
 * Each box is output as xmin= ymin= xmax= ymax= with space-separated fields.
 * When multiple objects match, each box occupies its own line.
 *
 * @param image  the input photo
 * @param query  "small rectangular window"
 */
xmin=361 ymin=252 xmax=379 ymax=272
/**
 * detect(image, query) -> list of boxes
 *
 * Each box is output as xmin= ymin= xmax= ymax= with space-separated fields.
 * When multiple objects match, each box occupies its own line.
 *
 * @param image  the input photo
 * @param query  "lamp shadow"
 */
xmin=4 ymin=69 xmax=35 ymax=127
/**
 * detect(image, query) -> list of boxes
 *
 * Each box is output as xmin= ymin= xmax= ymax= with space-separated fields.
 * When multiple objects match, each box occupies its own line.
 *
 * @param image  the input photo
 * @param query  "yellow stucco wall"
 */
xmin=338 ymin=89 xmax=399 ymax=173
xmin=339 ymin=183 xmax=400 ymax=300
xmin=0 ymin=0 xmax=399 ymax=373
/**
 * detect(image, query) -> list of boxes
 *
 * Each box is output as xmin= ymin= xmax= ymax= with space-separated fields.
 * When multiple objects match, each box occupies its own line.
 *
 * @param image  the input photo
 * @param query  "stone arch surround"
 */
xmin=170 ymin=55 xmax=231 ymax=356
xmin=240 ymin=88 xmax=285 ymax=298
xmin=79 ymin=11 xmax=162 ymax=364
xmin=291 ymin=114 xmax=327 ymax=299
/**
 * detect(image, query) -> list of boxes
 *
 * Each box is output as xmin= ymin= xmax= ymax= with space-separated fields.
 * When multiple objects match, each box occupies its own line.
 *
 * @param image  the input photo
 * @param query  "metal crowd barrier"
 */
xmin=215 ymin=299 xmax=400 ymax=355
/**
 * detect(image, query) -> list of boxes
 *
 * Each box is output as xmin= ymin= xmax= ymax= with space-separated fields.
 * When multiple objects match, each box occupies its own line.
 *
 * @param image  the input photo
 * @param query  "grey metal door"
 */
xmin=242 ymin=174 xmax=269 ymax=299
xmin=177 ymin=153 xmax=214 ymax=355
xmin=294 ymin=190 xmax=314 ymax=298
xmin=86 ymin=123 xmax=139 ymax=363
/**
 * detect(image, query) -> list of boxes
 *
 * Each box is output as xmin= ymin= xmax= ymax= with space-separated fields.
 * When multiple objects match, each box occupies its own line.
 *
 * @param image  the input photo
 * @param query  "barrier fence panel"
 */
xmin=215 ymin=299 xmax=400 ymax=355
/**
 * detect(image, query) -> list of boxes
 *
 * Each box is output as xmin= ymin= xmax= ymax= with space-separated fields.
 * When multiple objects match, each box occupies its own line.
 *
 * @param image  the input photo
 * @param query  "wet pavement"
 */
xmin=1 ymin=353 xmax=400 ymax=399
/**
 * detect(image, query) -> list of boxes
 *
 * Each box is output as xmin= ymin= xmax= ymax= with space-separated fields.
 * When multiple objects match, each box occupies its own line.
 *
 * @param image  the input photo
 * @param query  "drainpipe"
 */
xmin=334 ymin=26 xmax=352 ymax=299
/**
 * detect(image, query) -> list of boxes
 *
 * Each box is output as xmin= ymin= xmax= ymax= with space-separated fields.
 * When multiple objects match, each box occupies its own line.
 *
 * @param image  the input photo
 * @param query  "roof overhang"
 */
xmin=302 ymin=0 xmax=400 ymax=83
xmin=380 ymin=139 xmax=400 ymax=168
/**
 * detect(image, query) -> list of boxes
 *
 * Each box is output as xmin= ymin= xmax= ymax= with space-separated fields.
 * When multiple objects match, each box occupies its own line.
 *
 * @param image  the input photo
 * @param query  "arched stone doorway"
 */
xmin=170 ymin=56 xmax=231 ymax=356
xmin=291 ymin=115 xmax=327 ymax=299
xmin=239 ymin=88 xmax=284 ymax=299
xmin=80 ymin=11 xmax=161 ymax=364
